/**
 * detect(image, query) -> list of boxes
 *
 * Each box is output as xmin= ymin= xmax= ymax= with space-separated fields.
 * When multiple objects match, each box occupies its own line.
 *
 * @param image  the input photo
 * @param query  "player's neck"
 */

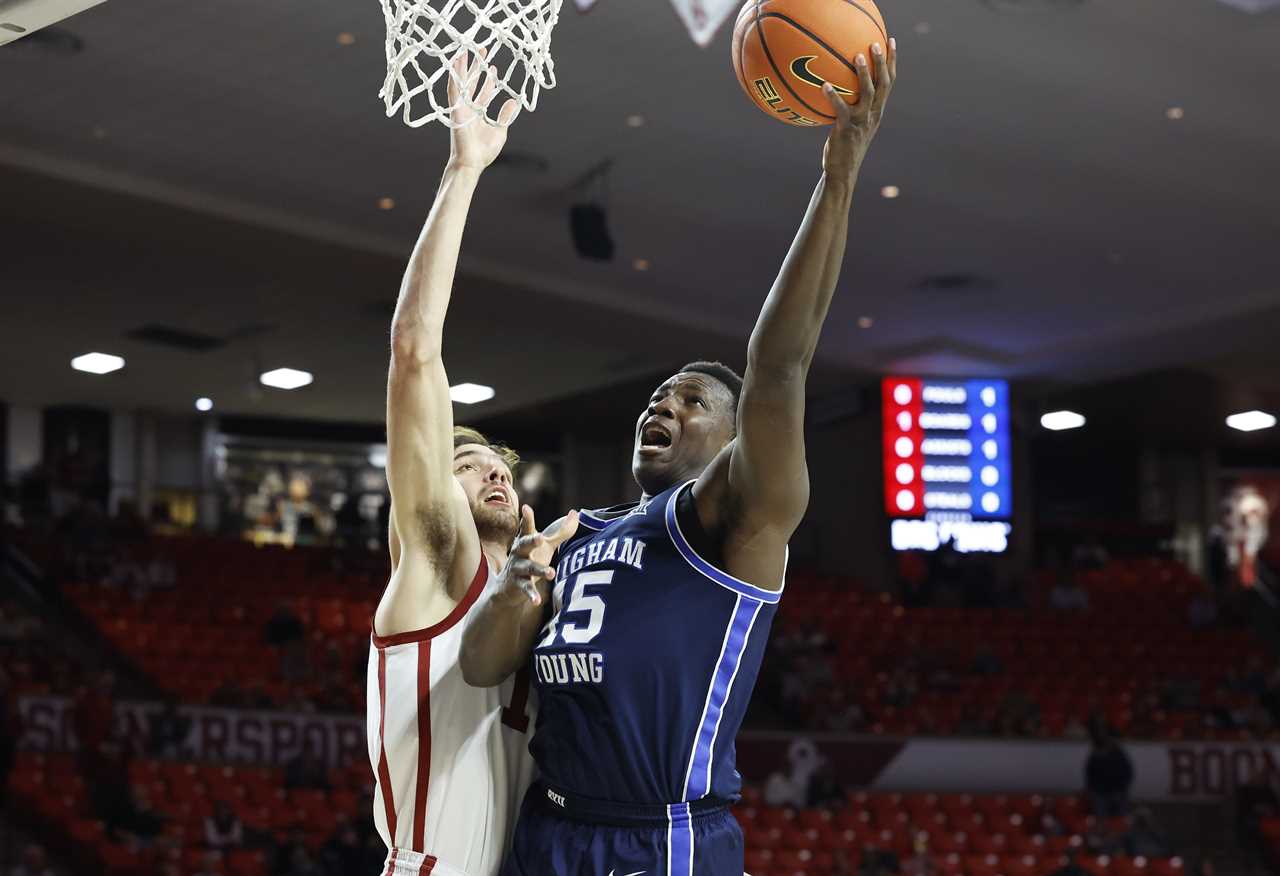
xmin=480 ymin=540 xmax=510 ymax=571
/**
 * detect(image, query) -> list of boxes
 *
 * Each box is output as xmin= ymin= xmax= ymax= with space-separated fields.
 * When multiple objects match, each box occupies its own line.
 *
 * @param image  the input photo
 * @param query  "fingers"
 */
xmin=520 ymin=504 xmax=536 ymax=537
xmin=852 ymin=50 xmax=875 ymax=118
xmin=822 ymin=83 xmax=851 ymax=126
xmin=870 ymin=41 xmax=893 ymax=115
xmin=508 ymin=557 xmax=556 ymax=582
xmin=496 ymin=97 xmax=519 ymax=128
xmin=477 ymin=64 xmax=499 ymax=110
xmin=541 ymin=510 xmax=580 ymax=550
xmin=888 ymin=36 xmax=897 ymax=81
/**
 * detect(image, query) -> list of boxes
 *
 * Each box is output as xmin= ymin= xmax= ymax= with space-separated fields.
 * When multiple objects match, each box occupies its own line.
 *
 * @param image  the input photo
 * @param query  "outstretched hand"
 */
xmin=821 ymin=37 xmax=897 ymax=182
xmin=496 ymin=507 xmax=580 ymax=606
xmin=447 ymin=49 xmax=520 ymax=172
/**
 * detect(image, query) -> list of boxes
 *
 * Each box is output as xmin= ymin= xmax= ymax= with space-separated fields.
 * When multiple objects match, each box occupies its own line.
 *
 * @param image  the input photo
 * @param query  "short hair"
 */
xmin=453 ymin=426 xmax=520 ymax=473
xmin=679 ymin=361 xmax=743 ymax=411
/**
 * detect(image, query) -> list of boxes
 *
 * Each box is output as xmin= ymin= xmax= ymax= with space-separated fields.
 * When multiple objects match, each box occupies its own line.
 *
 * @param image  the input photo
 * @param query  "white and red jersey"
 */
xmin=367 ymin=559 xmax=537 ymax=876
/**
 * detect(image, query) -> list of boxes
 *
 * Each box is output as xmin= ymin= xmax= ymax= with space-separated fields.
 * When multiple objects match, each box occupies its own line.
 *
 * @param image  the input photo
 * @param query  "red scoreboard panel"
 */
xmin=882 ymin=377 xmax=1012 ymax=554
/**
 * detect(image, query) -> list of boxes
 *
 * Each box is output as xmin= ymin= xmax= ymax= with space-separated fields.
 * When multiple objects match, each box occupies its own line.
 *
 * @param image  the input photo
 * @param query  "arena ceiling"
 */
xmin=1 ymin=0 xmax=1278 ymax=425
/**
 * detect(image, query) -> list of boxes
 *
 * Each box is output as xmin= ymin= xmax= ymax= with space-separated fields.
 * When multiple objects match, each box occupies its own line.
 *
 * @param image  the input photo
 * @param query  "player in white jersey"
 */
xmin=367 ymin=52 xmax=578 ymax=876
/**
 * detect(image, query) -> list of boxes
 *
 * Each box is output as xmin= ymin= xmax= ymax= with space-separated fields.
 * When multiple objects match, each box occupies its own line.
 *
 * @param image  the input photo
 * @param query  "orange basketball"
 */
xmin=731 ymin=0 xmax=889 ymax=127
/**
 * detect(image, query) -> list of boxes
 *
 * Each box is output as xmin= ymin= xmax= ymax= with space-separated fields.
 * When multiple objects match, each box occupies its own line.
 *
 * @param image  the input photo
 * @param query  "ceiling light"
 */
xmin=337 ymin=32 xmax=356 ymax=45
xmin=1040 ymin=410 xmax=1085 ymax=431
xmin=880 ymin=185 xmax=900 ymax=199
xmin=1165 ymin=106 xmax=1184 ymax=120
xmin=633 ymin=258 xmax=650 ymax=271
xmin=450 ymin=382 xmax=495 ymax=404
xmin=626 ymin=114 xmax=645 ymax=128
xmin=1226 ymin=410 xmax=1276 ymax=432
xmin=857 ymin=316 xmax=874 ymax=329
xmin=260 ymin=368 xmax=313 ymax=390
xmin=195 ymin=397 xmax=214 ymax=412
xmin=71 ymin=352 xmax=124 ymax=374
xmin=378 ymin=197 xmax=396 ymax=210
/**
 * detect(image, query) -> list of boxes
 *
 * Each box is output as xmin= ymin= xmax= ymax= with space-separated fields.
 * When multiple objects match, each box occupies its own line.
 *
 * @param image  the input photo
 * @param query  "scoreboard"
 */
xmin=882 ymin=377 xmax=1012 ymax=554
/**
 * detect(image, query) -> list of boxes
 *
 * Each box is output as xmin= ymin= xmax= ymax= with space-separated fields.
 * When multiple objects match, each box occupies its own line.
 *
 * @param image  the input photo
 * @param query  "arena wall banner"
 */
xmin=19 ymin=696 xmax=1274 ymax=800
xmin=18 ymin=696 xmax=366 ymax=769
xmin=736 ymin=733 xmax=1280 ymax=802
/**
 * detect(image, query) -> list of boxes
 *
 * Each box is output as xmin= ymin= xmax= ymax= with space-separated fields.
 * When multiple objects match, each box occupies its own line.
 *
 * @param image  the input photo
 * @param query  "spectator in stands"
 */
xmin=1049 ymin=573 xmax=1090 ymax=611
xmin=1071 ymin=537 xmax=1109 ymax=571
xmin=284 ymin=740 xmax=330 ymax=791
xmin=72 ymin=669 xmax=117 ymax=751
xmin=147 ymin=699 xmax=190 ymax=759
xmin=9 ymin=844 xmax=56 ymax=876
xmin=955 ymin=704 xmax=991 ymax=736
xmin=1049 ymin=846 xmax=1089 ymax=876
xmin=0 ymin=666 xmax=19 ymax=807
xmin=320 ymin=814 xmax=369 ymax=874
xmin=265 ymin=602 xmax=305 ymax=646
xmin=1084 ymin=717 xmax=1134 ymax=818
xmin=1187 ymin=592 xmax=1218 ymax=629
xmin=763 ymin=737 xmax=822 ymax=808
xmin=109 ymin=499 xmax=149 ymax=542
xmin=210 ymin=679 xmax=248 ymax=708
xmin=204 ymin=800 xmax=245 ymax=850
xmin=272 ymin=828 xmax=321 ymax=876
xmin=971 ymin=645 xmax=1003 ymax=676
xmin=902 ymin=831 xmax=931 ymax=876
xmin=193 ymin=850 xmax=225 ymax=876
xmin=858 ymin=845 xmax=900 ymax=876
xmin=1124 ymin=807 xmax=1172 ymax=857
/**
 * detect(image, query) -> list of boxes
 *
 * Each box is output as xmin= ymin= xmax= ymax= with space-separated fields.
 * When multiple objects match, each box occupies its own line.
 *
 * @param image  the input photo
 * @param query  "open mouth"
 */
xmin=639 ymin=421 xmax=673 ymax=451
xmin=484 ymin=490 xmax=511 ymax=507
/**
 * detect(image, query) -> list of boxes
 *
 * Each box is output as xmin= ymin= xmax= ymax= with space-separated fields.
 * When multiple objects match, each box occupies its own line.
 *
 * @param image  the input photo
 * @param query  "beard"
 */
xmin=472 ymin=499 xmax=520 ymax=545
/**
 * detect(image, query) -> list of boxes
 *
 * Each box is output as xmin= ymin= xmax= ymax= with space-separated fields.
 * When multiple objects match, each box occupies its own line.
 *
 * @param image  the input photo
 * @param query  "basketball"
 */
xmin=731 ymin=0 xmax=889 ymax=127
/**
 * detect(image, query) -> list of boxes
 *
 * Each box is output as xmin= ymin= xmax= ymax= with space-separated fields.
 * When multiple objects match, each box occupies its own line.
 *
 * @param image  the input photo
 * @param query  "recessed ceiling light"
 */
xmin=857 ymin=316 xmax=874 ymax=329
xmin=71 ymin=352 xmax=124 ymax=374
xmin=1040 ymin=410 xmax=1085 ymax=431
xmin=450 ymin=382 xmax=495 ymax=405
xmin=1226 ymin=410 xmax=1276 ymax=432
xmin=337 ymin=32 xmax=356 ymax=46
xmin=1165 ymin=106 xmax=1184 ymax=120
xmin=195 ymin=397 xmax=214 ymax=412
xmin=633 ymin=258 xmax=650 ymax=271
xmin=260 ymin=368 xmax=313 ymax=390
xmin=91 ymin=126 xmax=107 ymax=140
xmin=378 ymin=197 xmax=396 ymax=210
xmin=626 ymin=114 xmax=645 ymax=128
xmin=880 ymin=185 xmax=900 ymax=199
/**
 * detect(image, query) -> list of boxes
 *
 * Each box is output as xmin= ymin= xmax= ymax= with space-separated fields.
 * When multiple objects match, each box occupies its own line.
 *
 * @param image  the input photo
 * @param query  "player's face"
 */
xmin=453 ymin=444 xmax=520 ymax=542
xmin=632 ymin=372 xmax=736 ymax=497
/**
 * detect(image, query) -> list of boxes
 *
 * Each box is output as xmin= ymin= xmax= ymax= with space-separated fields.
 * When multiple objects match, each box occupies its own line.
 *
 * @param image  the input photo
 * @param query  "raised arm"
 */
xmin=696 ymin=40 xmax=896 ymax=588
xmin=376 ymin=54 xmax=520 ymax=636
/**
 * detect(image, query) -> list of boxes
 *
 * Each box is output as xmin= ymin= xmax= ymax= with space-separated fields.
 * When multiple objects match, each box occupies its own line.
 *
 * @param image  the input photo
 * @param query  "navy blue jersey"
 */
xmin=528 ymin=480 xmax=784 ymax=805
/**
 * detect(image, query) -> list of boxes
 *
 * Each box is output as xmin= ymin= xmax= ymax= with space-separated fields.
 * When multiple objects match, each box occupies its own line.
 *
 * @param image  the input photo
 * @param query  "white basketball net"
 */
xmin=380 ymin=0 xmax=563 ymax=129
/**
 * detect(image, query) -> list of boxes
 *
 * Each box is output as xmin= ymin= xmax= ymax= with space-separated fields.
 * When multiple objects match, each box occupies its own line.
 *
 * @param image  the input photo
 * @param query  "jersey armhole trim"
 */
xmin=370 ymin=557 xmax=489 ymax=648
xmin=664 ymin=481 xmax=786 ymax=604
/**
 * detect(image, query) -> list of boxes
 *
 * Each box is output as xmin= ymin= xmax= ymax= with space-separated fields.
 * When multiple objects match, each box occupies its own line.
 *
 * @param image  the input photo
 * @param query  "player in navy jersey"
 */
xmin=460 ymin=39 xmax=898 ymax=876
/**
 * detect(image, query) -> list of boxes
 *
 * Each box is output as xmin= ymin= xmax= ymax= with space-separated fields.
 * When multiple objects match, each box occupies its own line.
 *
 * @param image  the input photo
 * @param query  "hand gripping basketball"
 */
xmin=498 ymin=506 xmax=580 ymax=605
xmin=822 ymin=38 xmax=896 ymax=182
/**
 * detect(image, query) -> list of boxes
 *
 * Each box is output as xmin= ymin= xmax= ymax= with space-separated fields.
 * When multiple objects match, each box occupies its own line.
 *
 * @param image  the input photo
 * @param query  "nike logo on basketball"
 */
xmin=790 ymin=56 xmax=853 ymax=95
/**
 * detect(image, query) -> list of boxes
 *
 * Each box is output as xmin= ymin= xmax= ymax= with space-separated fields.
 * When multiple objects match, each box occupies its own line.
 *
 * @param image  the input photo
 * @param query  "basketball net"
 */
xmin=380 ymin=0 xmax=563 ymax=128
xmin=574 ymin=0 xmax=740 ymax=47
